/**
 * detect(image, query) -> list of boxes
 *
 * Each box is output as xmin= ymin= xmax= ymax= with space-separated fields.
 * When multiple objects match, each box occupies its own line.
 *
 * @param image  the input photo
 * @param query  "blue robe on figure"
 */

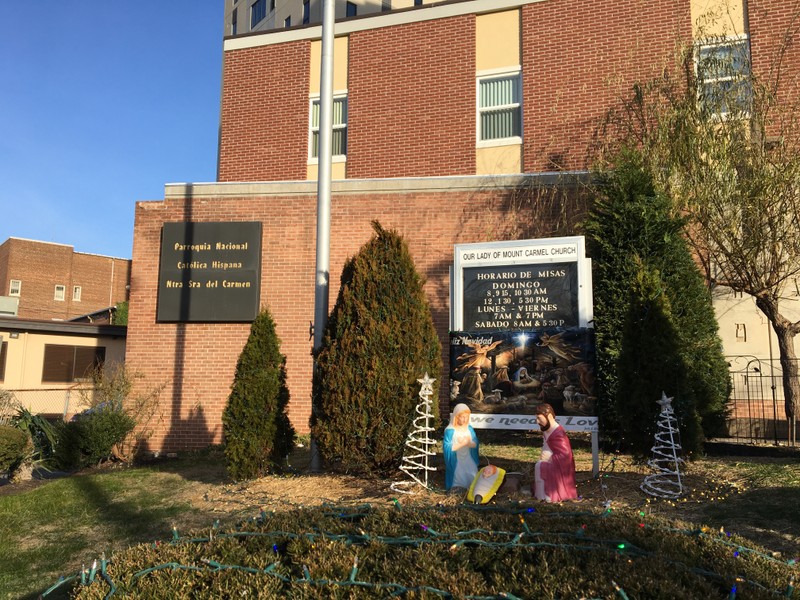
xmin=443 ymin=403 xmax=480 ymax=490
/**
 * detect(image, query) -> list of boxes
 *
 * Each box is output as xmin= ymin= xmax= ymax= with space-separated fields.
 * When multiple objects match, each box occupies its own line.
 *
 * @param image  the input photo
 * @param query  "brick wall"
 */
xmin=521 ymin=0 xmax=690 ymax=172
xmin=218 ymin=41 xmax=312 ymax=182
xmin=127 ymin=181 xmax=574 ymax=452
xmin=0 ymin=239 xmax=131 ymax=321
xmin=347 ymin=16 xmax=476 ymax=178
xmin=748 ymin=0 xmax=800 ymax=138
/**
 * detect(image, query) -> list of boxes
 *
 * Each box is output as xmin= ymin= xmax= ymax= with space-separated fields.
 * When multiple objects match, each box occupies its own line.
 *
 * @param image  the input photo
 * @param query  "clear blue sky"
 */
xmin=0 ymin=2 xmax=224 ymax=259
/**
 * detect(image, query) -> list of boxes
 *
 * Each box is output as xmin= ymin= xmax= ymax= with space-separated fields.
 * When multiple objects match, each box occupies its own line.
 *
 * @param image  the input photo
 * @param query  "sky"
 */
xmin=0 ymin=2 xmax=225 ymax=259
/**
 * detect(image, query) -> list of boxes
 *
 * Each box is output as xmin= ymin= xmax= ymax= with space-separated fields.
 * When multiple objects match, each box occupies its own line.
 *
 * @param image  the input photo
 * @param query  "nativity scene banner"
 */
xmin=449 ymin=328 xmax=598 ymax=432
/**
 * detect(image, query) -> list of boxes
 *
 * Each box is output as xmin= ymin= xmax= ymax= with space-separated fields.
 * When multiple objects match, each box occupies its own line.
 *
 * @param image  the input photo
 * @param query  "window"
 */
xmin=41 ymin=344 xmax=106 ymax=383
xmin=696 ymin=37 xmax=751 ymax=116
xmin=8 ymin=280 xmax=21 ymax=297
xmin=231 ymin=7 xmax=238 ymax=34
xmin=73 ymin=286 xmax=82 ymax=302
xmin=284 ymin=15 xmax=291 ymax=27
xmin=735 ymin=323 xmax=747 ymax=342
xmin=414 ymin=0 xmax=422 ymax=5
xmin=0 ymin=341 xmax=7 ymax=382
xmin=303 ymin=0 xmax=310 ymax=23
xmin=478 ymin=72 xmax=521 ymax=142
xmin=346 ymin=1 xmax=357 ymax=17
xmin=251 ymin=0 xmax=267 ymax=27
xmin=382 ymin=0 xmax=391 ymax=11
xmin=270 ymin=0 xmax=275 ymax=11
xmin=310 ymin=95 xmax=348 ymax=159
xmin=54 ymin=285 xmax=66 ymax=301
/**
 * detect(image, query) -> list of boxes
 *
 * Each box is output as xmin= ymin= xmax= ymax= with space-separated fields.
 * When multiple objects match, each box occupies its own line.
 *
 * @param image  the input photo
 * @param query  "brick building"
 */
xmin=0 ymin=238 xmax=131 ymax=322
xmin=126 ymin=0 xmax=800 ymax=452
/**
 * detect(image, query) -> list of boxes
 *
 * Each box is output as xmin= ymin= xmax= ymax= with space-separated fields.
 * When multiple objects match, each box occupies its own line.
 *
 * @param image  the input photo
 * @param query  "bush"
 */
xmin=65 ymin=504 xmax=797 ymax=599
xmin=311 ymin=221 xmax=442 ymax=476
xmin=586 ymin=152 xmax=730 ymax=453
xmin=222 ymin=307 xmax=295 ymax=480
xmin=0 ymin=424 xmax=29 ymax=475
xmin=55 ymin=408 xmax=136 ymax=469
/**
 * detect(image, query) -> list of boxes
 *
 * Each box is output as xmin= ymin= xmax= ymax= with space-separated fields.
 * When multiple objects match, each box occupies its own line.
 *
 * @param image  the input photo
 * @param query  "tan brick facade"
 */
xmin=0 ymin=238 xmax=131 ymax=321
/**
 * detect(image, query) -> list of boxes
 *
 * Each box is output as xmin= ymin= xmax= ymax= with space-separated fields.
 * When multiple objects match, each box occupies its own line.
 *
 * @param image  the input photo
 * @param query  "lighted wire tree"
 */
xmin=391 ymin=373 xmax=437 ymax=494
xmin=641 ymin=392 xmax=686 ymax=499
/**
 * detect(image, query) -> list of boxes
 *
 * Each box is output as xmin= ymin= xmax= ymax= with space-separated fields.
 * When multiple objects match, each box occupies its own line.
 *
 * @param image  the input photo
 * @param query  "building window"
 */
xmin=8 ymin=280 xmax=21 ymax=297
xmin=310 ymin=95 xmax=348 ymax=159
xmin=696 ymin=37 xmax=751 ymax=117
xmin=73 ymin=286 xmax=82 ymax=302
xmin=54 ymin=285 xmax=66 ymax=301
xmin=303 ymin=0 xmax=310 ymax=23
xmin=346 ymin=2 xmax=357 ymax=17
xmin=478 ymin=72 xmax=522 ymax=142
xmin=251 ymin=0 xmax=267 ymax=27
xmin=0 ymin=341 xmax=7 ymax=382
xmin=270 ymin=0 xmax=275 ymax=11
xmin=41 ymin=344 xmax=106 ymax=383
xmin=735 ymin=323 xmax=747 ymax=342
xmin=414 ymin=0 xmax=422 ymax=5
xmin=231 ymin=7 xmax=238 ymax=34
xmin=284 ymin=15 xmax=292 ymax=27
xmin=382 ymin=0 xmax=391 ymax=11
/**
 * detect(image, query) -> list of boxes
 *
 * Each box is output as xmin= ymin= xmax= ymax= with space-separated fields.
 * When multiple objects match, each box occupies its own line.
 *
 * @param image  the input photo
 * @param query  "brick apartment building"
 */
xmin=0 ymin=238 xmax=131 ymax=322
xmin=125 ymin=0 xmax=800 ymax=452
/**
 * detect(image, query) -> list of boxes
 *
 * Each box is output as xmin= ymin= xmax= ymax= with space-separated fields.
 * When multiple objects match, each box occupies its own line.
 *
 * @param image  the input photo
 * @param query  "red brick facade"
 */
xmin=522 ymin=0 xmax=690 ymax=171
xmin=127 ymin=179 xmax=577 ymax=451
xmin=128 ymin=0 xmax=800 ymax=452
xmin=0 ymin=238 xmax=130 ymax=321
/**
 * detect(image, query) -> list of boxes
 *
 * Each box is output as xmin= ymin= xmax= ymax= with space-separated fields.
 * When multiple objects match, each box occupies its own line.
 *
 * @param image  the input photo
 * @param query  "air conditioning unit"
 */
xmin=0 ymin=296 xmax=19 ymax=317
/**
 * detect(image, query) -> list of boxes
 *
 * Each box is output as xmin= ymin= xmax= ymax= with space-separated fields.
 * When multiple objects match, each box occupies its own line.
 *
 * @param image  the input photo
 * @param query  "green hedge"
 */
xmin=311 ymin=222 xmax=442 ymax=476
xmin=61 ymin=504 xmax=798 ymax=599
xmin=55 ymin=408 xmax=135 ymax=469
xmin=0 ymin=425 xmax=29 ymax=475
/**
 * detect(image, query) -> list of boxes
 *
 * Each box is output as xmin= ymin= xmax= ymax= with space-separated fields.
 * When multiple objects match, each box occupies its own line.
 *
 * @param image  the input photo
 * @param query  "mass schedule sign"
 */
xmin=157 ymin=221 xmax=262 ymax=322
xmin=452 ymin=237 xmax=592 ymax=332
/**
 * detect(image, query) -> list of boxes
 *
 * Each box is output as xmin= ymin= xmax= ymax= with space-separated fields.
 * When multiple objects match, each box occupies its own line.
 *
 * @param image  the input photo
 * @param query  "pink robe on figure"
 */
xmin=534 ymin=424 xmax=578 ymax=502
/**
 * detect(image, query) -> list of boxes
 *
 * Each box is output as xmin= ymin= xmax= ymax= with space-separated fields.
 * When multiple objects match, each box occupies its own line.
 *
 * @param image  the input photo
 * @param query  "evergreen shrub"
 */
xmin=222 ymin=307 xmax=295 ymax=480
xmin=56 ymin=408 xmax=136 ymax=469
xmin=311 ymin=221 xmax=442 ymax=476
xmin=0 ymin=424 xmax=30 ymax=475
xmin=586 ymin=151 xmax=730 ymax=453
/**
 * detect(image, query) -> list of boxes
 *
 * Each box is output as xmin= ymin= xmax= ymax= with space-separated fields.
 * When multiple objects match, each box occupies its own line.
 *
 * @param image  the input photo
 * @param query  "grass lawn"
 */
xmin=1 ymin=435 xmax=798 ymax=599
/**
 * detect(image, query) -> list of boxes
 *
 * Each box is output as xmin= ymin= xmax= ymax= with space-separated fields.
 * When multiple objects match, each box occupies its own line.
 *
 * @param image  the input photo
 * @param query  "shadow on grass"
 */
xmin=696 ymin=486 xmax=800 ymax=557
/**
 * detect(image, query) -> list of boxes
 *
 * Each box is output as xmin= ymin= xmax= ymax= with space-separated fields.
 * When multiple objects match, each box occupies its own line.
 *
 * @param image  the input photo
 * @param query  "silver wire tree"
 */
xmin=391 ymin=373 xmax=437 ymax=494
xmin=641 ymin=392 xmax=686 ymax=499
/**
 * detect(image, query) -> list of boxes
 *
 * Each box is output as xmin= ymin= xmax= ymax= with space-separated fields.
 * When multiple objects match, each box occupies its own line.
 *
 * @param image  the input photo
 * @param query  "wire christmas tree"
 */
xmin=391 ymin=373 xmax=437 ymax=494
xmin=641 ymin=392 xmax=686 ymax=499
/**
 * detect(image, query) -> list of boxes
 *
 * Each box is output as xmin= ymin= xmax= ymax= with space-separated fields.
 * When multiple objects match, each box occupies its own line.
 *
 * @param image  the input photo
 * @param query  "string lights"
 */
xmin=391 ymin=373 xmax=438 ymax=494
xmin=641 ymin=392 xmax=686 ymax=499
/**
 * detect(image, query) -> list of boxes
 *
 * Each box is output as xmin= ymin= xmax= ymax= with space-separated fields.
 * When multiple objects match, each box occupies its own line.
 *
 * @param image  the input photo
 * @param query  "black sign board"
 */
xmin=157 ymin=222 xmax=262 ymax=322
xmin=462 ymin=262 xmax=578 ymax=331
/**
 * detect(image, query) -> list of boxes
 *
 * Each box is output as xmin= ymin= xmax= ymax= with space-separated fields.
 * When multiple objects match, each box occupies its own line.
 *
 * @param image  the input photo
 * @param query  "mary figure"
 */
xmin=443 ymin=403 xmax=479 ymax=490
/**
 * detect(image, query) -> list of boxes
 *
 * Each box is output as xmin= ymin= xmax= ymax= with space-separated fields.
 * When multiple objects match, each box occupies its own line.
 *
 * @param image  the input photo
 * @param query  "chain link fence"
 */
xmin=0 ymin=386 xmax=96 ymax=420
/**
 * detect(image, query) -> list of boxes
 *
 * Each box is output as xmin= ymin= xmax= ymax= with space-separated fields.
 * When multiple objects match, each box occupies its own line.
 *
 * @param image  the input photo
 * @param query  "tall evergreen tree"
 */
xmin=223 ymin=307 xmax=295 ymax=480
xmin=311 ymin=222 xmax=442 ymax=476
xmin=586 ymin=152 xmax=730 ymax=453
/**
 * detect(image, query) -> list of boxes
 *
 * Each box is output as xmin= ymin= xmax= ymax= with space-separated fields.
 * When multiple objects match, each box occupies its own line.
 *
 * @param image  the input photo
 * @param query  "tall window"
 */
xmin=696 ymin=37 xmax=751 ymax=117
xmin=251 ymin=0 xmax=267 ymax=27
xmin=41 ymin=344 xmax=106 ymax=383
xmin=303 ymin=0 xmax=310 ymax=24
xmin=284 ymin=15 xmax=292 ymax=27
xmin=54 ymin=285 xmax=66 ymax=301
xmin=310 ymin=95 xmax=348 ymax=159
xmin=8 ymin=280 xmax=21 ymax=297
xmin=73 ymin=286 xmax=82 ymax=302
xmin=0 ymin=341 xmax=7 ymax=382
xmin=478 ymin=72 xmax=521 ymax=142
xmin=346 ymin=1 xmax=357 ymax=17
xmin=231 ymin=7 xmax=238 ymax=34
